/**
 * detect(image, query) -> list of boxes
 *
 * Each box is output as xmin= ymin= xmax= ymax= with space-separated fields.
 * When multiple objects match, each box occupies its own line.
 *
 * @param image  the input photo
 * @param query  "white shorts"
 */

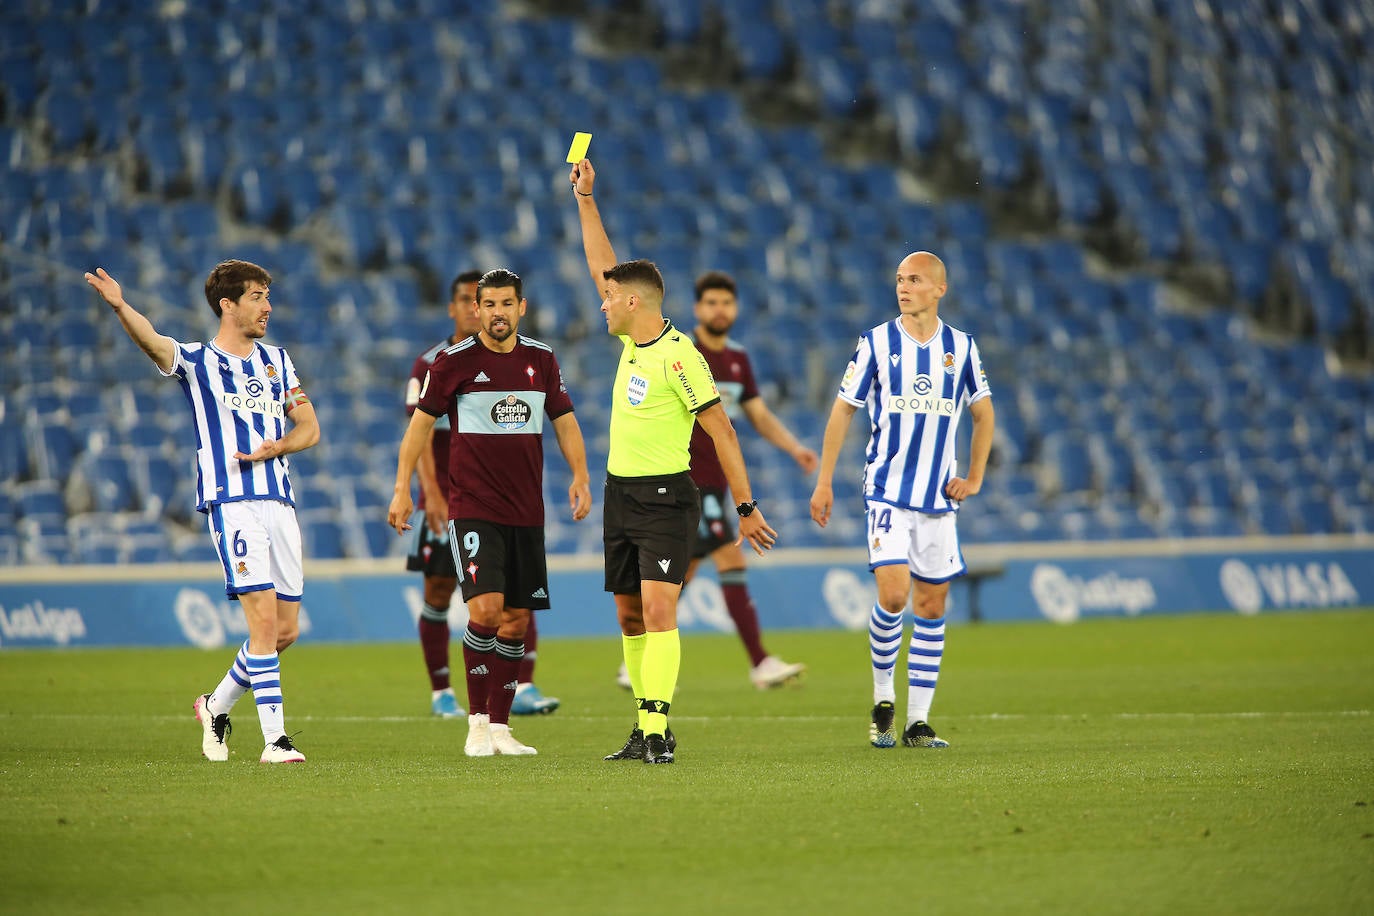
xmin=207 ymin=499 xmax=304 ymax=600
xmin=865 ymin=500 xmax=966 ymax=583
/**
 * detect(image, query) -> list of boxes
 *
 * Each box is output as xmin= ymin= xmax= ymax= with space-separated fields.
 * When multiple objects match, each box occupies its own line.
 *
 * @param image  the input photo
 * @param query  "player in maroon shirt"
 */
xmin=405 ymin=271 xmax=561 ymax=718
xmin=389 ymin=269 xmax=592 ymax=756
xmin=615 ymin=271 xmax=817 ymax=688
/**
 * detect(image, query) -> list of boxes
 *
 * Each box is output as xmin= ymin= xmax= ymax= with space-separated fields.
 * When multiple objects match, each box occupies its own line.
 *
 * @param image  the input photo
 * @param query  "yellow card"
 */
xmin=565 ymin=132 xmax=593 ymax=163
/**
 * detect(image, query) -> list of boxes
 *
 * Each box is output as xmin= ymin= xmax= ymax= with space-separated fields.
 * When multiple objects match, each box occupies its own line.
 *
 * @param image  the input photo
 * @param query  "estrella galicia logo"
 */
xmin=490 ymin=394 xmax=532 ymax=430
xmin=245 ymin=377 xmax=265 ymax=397
xmin=913 ymin=374 xmax=934 ymax=395
xmin=627 ymin=374 xmax=649 ymax=406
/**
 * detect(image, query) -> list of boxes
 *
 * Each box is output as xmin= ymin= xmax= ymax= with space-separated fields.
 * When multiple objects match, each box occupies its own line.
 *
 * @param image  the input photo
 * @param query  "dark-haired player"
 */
xmin=86 ymin=260 xmax=319 ymax=764
xmin=389 ymin=269 xmax=591 ymax=756
xmin=571 ymin=158 xmax=776 ymax=764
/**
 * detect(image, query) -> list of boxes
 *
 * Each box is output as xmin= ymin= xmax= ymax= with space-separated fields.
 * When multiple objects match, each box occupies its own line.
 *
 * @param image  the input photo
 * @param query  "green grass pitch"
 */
xmin=2 ymin=610 xmax=1371 ymax=914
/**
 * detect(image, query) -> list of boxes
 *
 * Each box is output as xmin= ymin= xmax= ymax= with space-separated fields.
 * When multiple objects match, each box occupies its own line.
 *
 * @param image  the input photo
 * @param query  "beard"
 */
xmin=486 ymin=320 xmax=514 ymax=342
xmin=702 ymin=316 xmax=734 ymax=336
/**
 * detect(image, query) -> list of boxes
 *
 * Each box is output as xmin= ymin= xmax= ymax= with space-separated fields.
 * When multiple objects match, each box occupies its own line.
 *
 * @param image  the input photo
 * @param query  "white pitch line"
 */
xmin=0 ymin=710 xmax=1368 ymax=724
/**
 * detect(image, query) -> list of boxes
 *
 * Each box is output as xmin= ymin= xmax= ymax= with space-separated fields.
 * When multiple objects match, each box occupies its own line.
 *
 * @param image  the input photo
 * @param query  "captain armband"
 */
xmin=284 ymin=386 xmax=311 ymax=410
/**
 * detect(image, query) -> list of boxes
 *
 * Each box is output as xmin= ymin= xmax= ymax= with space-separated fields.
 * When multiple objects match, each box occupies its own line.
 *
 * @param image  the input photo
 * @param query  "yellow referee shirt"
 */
xmin=608 ymin=319 xmax=720 ymax=477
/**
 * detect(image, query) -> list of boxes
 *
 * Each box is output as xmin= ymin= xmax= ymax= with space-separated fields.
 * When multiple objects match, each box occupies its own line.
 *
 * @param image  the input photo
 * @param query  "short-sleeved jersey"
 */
xmin=160 ymin=339 xmax=301 ymax=512
xmin=837 ymin=318 xmax=990 ymax=514
xmin=608 ymin=319 xmax=720 ymax=478
xmin=404 ymin=335 xmax=463 ymax=510
xmin=416 ymin=334 xmax=574 ymax=527
xmin=687 ymin=335 xmax=759 ymax=490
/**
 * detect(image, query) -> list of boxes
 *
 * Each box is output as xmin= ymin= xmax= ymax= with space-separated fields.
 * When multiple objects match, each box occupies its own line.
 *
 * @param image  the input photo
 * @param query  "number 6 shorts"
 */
xmin=865 ymin=500 xmax=967 ymax=584
xmin=207 ymin=499 xmax=305 ymax=601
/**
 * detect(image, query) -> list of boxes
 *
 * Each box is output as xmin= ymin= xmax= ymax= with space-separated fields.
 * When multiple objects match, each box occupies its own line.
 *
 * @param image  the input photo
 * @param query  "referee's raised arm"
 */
xmin=570 ymin=158 xmax=617 ymax=294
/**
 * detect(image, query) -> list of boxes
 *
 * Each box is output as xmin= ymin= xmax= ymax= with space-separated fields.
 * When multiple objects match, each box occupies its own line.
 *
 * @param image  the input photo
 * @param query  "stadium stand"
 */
xmin=0 ymin=0 xmax=1370 ymax=564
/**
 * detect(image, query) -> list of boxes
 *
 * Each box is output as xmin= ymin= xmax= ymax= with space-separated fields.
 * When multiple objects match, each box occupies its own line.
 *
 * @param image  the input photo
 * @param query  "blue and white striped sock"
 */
xmin=907 ymin=615 xmax=946 ymax=725
xmin=208 ymin=640 xmax=252 ymax=717
xmin=246 ymin=650 xmax=285 ymax=744
xmin=869 ymin=604 xmax=904 ymax=703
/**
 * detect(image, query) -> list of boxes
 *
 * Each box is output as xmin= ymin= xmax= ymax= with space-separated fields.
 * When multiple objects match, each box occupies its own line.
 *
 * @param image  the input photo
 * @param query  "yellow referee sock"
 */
xmin=640 ymin=628 xmax=680 ymax=736
xmin=622 ymin=633 xmax=648 ymax=730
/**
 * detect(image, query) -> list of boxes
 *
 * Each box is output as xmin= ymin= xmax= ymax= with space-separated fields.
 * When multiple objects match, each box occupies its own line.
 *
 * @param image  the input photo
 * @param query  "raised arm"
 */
xmin=551 ymin=412 xmax=593 ymax=522
xmin=387 ymin=409 xmax=440 ymax=533
xmin=569 ymin=159 xmax=617 ymax=293
xmin=741 ymin=398 xmax=819 ymax=474
xmin=695 ymin=403 xmax=777 ymax=555
xmin=84 ymin=267 xmax=176 ymax=373
xmin=809 ymin=398 xmax=860 ymax=527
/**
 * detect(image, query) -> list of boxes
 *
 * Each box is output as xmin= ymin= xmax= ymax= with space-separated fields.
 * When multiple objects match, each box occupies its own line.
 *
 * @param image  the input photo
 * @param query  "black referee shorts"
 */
xmin=603 ymin=472 xmax=701 ymax=594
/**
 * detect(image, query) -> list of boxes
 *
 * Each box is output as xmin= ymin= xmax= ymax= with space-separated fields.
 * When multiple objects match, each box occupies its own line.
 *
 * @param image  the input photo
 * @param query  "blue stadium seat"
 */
xmin=41 ymin=89 xmax=91 ymax=152
xmin=1 ymin=0 xmax=1370 ymax=563
xmin=301 ymin=515 xmax=346 ymax=560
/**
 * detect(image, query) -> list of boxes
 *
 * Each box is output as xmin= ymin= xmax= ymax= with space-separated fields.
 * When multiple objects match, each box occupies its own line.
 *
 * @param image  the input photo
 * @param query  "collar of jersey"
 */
xmin=897 ymin=318 xmax=944 ymax=348
xmin=208 ymin=339 xmax=259 ymax=362
xmin=632 ymin=318 xmax=675 ymax=350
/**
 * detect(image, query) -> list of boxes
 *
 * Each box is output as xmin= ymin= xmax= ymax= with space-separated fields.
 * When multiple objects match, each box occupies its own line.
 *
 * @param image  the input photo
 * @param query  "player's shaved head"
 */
xmin=899 ymin=251 xmax=947 ymax=287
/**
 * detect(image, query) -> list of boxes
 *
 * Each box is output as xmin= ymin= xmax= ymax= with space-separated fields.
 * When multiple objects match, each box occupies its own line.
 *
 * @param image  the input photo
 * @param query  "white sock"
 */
xmin=869 ymin=603 xmax=904 ymax=703
xmin=208 ymin=641 xmax=251 ymax=717
xmin=246 ymin=650 xmax=285 ymax=744
xmin=907 ymin=615 xmax=946 ymax=724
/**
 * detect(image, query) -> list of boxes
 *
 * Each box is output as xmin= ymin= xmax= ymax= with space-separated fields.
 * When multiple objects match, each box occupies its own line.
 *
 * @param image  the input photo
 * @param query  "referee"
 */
xmin=571 ymin=157 xmax=777 ymax=764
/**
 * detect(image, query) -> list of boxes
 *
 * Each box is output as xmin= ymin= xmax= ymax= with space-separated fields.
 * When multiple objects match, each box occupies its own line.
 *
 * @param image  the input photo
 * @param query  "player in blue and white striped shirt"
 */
xmin=811 ymin=251 xmax=995 ymax=750
xmin=85 ymin=260 xmax=320 ymax=764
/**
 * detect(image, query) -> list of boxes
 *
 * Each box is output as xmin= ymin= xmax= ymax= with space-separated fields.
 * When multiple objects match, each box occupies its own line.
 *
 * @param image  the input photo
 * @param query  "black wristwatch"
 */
xmin=736 ymin=499 xmax=759 ymax=518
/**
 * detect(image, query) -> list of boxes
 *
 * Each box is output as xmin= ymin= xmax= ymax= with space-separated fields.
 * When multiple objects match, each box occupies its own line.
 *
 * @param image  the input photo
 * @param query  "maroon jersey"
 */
xmin=416 ymin=334 xmax=574 ymax=527
xmin=405 ymin=336 xmax=464 ymax=510
xmin=688 ymin=334 xmax=760 ymax=490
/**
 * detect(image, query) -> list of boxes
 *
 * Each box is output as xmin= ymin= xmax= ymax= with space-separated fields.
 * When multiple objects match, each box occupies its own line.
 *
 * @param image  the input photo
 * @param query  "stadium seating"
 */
xmin=1 ymin=0 xmax=1370 ymax=563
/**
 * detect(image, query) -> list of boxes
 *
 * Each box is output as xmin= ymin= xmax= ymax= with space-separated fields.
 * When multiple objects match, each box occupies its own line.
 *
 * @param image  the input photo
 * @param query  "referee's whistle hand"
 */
xmin=387 ymin=494 xmax=414 ymax=534
xmin=736 ymin=512 xmax=777 ymax=555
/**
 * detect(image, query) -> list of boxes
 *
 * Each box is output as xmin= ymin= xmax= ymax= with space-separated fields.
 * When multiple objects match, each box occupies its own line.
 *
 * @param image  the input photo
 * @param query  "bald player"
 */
xmin=810 ymin=251 xmax=994 ymax=751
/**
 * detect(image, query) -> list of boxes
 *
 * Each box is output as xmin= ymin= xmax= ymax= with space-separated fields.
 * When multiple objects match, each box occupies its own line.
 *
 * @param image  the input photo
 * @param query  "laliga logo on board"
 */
xmin=0 ymin=600 xmax=88 ymax=646
xmin=1030 ymin=564 xmax=1157 ymax=623
xmin=822 ymin=569 xmax=879 ymax=629
xmin=175 ymin=588 xmax=312 ymax=648
xmin=1218 ymin=558 xmax=1360 ymax=615
xmin=677 ymin=578 xmax=732 ymax=631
